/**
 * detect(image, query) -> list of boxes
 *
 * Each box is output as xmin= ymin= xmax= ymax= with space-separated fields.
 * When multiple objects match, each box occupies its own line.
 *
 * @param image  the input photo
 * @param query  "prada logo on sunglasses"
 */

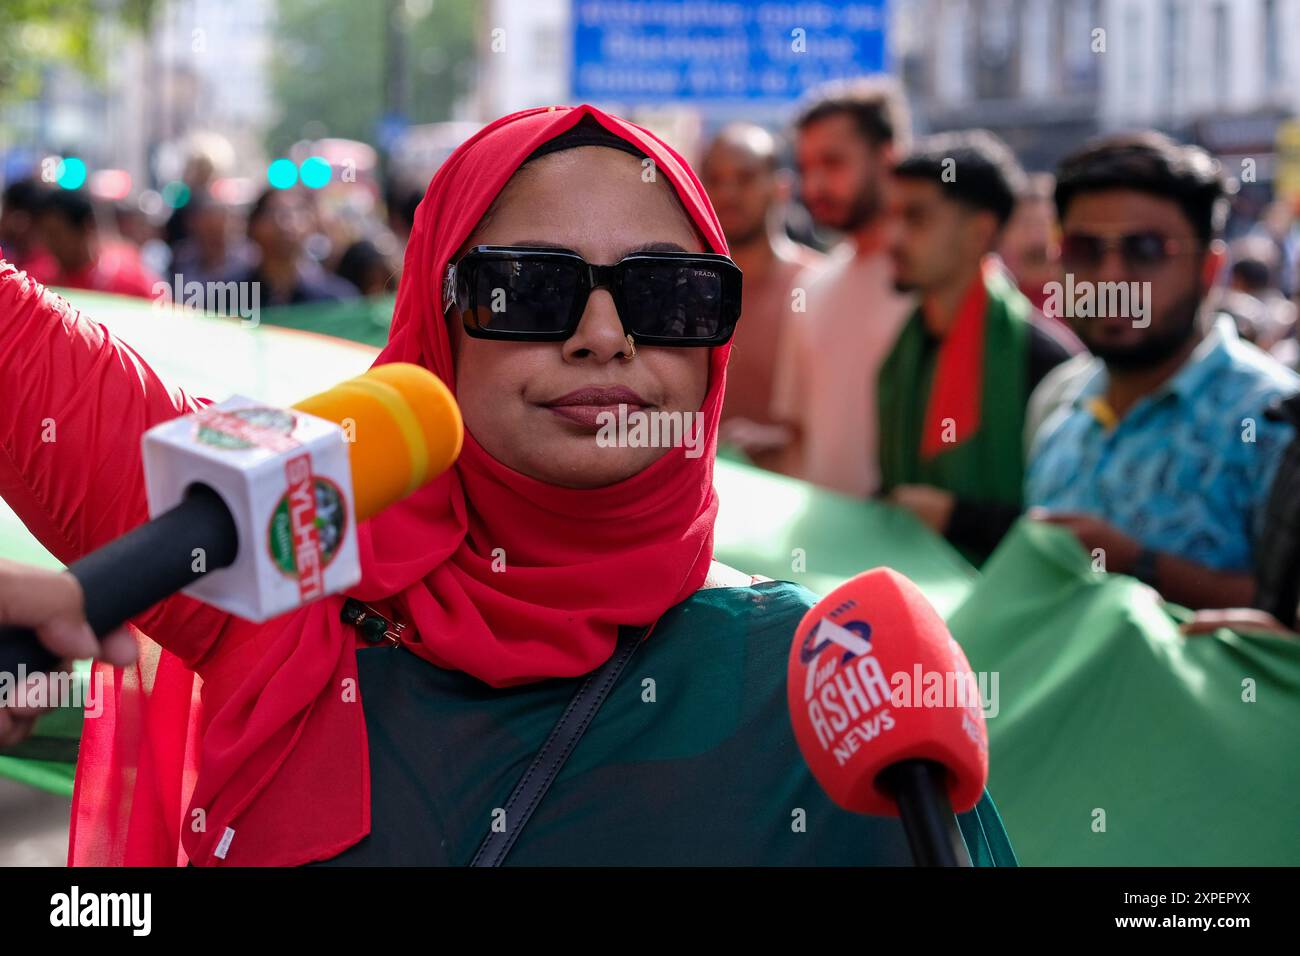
xmin=443 ymin=245 xmax=742 ymax=346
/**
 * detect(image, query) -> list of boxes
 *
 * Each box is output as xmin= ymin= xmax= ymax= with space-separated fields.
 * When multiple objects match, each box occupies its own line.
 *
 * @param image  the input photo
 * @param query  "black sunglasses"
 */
xmin=442 ymin=245 xmax=742 ymax=346
xmin=1060 ymin=231 xmax=1199 ymax=271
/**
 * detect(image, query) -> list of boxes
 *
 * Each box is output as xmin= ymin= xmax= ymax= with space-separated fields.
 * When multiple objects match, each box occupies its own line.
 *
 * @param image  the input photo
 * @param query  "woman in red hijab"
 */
xmin=0 ymin=105 xmax=1016 ymax=866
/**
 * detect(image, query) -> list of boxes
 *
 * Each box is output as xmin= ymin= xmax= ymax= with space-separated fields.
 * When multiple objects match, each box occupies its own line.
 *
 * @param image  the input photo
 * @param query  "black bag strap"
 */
xmin=470 ymin=622 xmax=651 ymax=866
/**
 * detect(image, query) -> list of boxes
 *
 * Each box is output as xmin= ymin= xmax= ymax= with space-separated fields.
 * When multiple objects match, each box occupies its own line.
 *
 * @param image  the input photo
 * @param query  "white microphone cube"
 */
xmin=141 ymin=395 xmax=360 ymax=622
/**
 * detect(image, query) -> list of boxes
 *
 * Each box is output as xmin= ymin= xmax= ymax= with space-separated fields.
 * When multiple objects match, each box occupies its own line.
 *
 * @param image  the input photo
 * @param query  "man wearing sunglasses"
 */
xmin=1026 ymin=132 xmax=1300 ymax=610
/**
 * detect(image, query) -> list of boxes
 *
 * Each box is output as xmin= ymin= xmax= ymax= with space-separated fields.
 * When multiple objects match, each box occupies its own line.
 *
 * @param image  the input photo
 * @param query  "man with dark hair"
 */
xmin=894 ymin=130 xmax=1025 ymax=220
xmin=0 ymin=179 xmax=58 ymax=283
xmin=791 ymin=76 xmax=911 ymax=154
xmin=35 ymin=188 xmax=159 ymax=298
xmin=878 ymin=130 xmax=1076 ymax=562
xmin=770 ymin=76 xmax=914 ymax=498
xmin=1027 ymin=132 xmax=1299 ymax=609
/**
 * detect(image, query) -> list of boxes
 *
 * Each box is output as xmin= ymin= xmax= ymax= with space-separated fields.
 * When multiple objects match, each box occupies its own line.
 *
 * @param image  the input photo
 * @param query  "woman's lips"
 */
xmin=541 ymin=386 xmax=649 ymax=431
xmin=546 ymin=404 xmax=645 ymax=428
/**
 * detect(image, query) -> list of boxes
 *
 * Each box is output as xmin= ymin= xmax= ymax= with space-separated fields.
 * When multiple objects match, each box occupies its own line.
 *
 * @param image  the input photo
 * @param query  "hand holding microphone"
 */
xmin=0 ymin=362 xmax=463 ymax=677
xmin=787 ymin=567 xmax=990 ymax=866
xmin=0 ymin=558 xmax=134 ymax=747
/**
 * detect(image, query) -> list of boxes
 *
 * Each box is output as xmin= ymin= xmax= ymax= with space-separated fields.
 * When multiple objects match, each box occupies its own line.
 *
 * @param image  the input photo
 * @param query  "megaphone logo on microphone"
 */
xmin=800 ymin=615 xmax=874 ymax=701
xmin=798 ymin=606 xmax=897 ymax=758
xmin=788 ymin=568 xmax=991 ymax=815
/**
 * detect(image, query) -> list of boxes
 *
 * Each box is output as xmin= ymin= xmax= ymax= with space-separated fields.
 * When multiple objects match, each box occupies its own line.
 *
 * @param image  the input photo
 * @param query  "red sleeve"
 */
xmin=0 ymin=260 xmax=232 ymax=669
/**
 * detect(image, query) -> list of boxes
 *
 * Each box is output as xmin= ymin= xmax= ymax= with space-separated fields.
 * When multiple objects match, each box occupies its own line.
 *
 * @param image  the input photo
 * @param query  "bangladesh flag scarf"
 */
xmin=878 ymin=260 xmax=1031 ymax=510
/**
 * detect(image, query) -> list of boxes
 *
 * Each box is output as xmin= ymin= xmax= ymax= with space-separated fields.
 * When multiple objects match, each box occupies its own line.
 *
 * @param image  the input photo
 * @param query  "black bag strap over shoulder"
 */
xmin=470 ymin=622 xmax=652 ymax=867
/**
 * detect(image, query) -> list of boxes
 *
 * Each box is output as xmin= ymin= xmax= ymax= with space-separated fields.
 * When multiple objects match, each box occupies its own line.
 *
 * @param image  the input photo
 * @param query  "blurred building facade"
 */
xmin=8 ymin=0 xmax=1300 ymax=201
xmin=475 ymin=0 xmax=571 ymax=118
xmin=897 ymin=0 xmax=1300 ymax=177
xmin=2 ymin=0 xmax=272 ymax=192
xmin=472 ymin=0 xmax=1300 ymax=190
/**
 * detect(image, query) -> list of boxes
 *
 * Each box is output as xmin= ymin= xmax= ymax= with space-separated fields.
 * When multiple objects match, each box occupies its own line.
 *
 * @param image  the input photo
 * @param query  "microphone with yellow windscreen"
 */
xmin=0 ymin=363 xmax=464 ymax=677
xmin=294 ymin=362 xmax=464 ymax=520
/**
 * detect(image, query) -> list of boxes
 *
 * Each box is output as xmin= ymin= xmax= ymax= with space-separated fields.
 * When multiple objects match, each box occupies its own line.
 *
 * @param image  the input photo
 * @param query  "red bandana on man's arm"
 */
xmin=68 ymin=104 xmax=733 ymax=866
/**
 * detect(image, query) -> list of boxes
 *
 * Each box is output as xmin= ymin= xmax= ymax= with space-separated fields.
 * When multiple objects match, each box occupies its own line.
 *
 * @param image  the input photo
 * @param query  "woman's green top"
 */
xmin=311 ymin=580 xmax=1018 ymax=866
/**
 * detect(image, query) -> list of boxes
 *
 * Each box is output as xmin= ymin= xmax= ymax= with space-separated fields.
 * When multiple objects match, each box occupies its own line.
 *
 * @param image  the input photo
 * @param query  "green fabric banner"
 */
xmin=257 ymin=295 xmax=396 ymax=348
xmin=951 ymin=519 xmax=1300 ymax=865
xmin=0 ymin=673 xmax=84 ymax=796
xmin=712 ymin=447 xmax=976 ymax=615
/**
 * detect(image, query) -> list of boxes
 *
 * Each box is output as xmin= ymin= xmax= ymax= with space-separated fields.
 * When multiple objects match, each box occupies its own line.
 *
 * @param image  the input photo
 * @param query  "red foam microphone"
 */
xmin=787 ymin=567 xmax=989 ymax=866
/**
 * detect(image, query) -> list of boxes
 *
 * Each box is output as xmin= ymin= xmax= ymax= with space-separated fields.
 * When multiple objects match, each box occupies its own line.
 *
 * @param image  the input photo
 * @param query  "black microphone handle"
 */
xmin=878 ymin=759 xmax=973 ymax=867
xmin=0 ymin=484 xmax=239 ymax=677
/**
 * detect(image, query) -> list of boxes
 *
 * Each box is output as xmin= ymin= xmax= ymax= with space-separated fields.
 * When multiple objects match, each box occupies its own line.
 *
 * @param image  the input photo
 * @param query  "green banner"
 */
xmin=952 ymin=519 xmax=1300 ymax=865
xmin=257 ymin=295 xmax=396 ymax=349
xmin=712 ymin=447 xmax=976 ymax=615
xmin=0 ymin=670 xmax=85 ymax=795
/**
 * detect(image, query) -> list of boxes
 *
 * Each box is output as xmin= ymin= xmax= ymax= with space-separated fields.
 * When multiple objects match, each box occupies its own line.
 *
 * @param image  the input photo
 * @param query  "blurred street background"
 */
xmin=5 ymin=1 xmax=1300 ymax=312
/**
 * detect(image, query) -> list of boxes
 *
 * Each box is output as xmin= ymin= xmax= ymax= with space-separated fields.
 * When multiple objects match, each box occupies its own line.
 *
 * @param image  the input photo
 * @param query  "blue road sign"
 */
xmin=572 ymin=0 xmax=889 ymax=105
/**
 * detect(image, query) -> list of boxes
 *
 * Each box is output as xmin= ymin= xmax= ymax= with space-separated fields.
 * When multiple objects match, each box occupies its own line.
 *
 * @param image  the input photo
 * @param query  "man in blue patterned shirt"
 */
xmin=1026 ymin=132 xmax=1299 ymax=609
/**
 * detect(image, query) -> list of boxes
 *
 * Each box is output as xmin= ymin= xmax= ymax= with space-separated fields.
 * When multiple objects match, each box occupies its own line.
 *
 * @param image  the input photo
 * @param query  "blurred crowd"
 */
xmin=0 ymin=153 xmax=423 ymax=309
xmin=699 ymin=78 xmax=1300 ymax=629
xmin=3 ymin=79 xmax=1299 ymax=629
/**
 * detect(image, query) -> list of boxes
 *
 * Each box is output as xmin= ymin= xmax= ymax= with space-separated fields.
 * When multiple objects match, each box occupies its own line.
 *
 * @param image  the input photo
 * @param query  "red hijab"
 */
xmin=69 ymin=104 xmax=731 ymax=866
